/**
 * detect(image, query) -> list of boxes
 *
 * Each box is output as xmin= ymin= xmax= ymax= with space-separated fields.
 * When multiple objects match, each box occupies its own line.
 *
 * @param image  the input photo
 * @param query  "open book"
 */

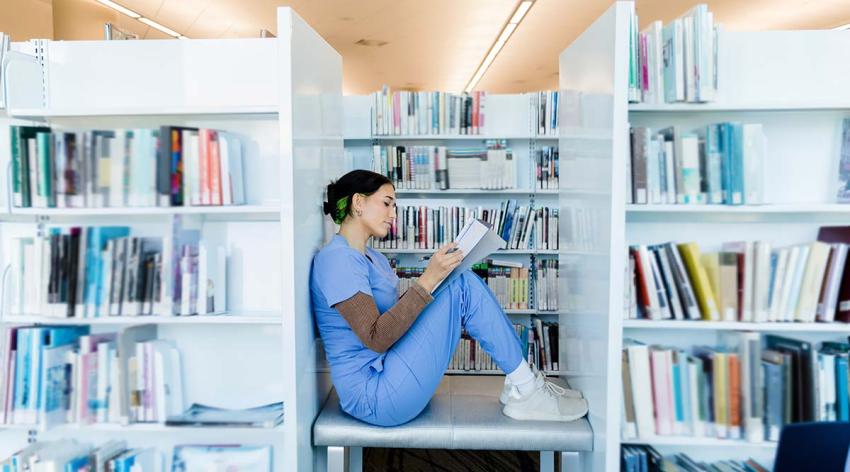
xmin=432 ymin=218 xmax=507 ymax=293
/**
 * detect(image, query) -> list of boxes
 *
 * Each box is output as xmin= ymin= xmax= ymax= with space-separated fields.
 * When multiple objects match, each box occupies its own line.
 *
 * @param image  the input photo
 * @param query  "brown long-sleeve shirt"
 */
xmin=332 ymin=281 xmax=433 ymax=353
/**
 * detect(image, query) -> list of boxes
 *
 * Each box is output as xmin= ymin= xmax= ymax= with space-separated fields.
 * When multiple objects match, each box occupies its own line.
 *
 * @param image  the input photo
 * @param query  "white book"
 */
xmin=778 ymin=245 xmax=801 ymax=322
xmin=742 ymin=124 xmax=767 ymax=204
xmin=38 ymin=344 xmax=75 ymax=427
xmin=150 ymin=340 xmax=183 ymax=422
xmin=627 ymin=344 xmax=655 ymax=438
xmin=753 ymin=241 xmax=771 ymax=322
xmin=796 ymin=241 xmax=831 ymax=322
xmin=96 ymin=342 xmax=113 ymax=423
xmin=109 ymin=131 xmax=127 ymax=208
xmin=108 ymin=354 xmax=121 ymax=423
xmin=431 ymin=218 xmax=506 ymax=293
xmin=786 ymin=244 xmax=811 ymax=321
xmin=687 ymin=359 xmax=705 ymax=437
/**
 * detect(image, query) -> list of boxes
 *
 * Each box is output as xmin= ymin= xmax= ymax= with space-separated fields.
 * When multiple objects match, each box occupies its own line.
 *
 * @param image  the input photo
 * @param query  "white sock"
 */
xmin=506 ymin=361 xmax=536 ymax=397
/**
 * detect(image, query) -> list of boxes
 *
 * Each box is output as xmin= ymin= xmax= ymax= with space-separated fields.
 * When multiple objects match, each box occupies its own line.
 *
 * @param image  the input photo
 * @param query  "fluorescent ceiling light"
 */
xmin=97 ymin=0 xmax=190 ymax=39
xmin=97 ymin=0 xmax=140 ymax=19
xmin=140 ymin=17 xmax=181 ymax=37
xmin=465 ymin=2 xmax=532 ymax=92
xmin=510 ymin=1 xmax=533 ymax=25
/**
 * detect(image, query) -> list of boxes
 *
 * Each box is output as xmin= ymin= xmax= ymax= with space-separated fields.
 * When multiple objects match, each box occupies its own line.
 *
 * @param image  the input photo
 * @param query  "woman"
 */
xmin=310 ymin=169 xmax=588 ymax=426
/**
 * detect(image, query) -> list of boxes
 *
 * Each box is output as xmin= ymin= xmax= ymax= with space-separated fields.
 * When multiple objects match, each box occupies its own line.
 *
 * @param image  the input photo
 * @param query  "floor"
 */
xmin=363 ymin=448 xmax=547 ymax=472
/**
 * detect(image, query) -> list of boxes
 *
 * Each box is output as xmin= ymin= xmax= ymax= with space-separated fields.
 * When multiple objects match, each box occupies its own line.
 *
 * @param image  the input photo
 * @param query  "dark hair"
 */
xmin=323 ymin=170 xmax=393 ymax=224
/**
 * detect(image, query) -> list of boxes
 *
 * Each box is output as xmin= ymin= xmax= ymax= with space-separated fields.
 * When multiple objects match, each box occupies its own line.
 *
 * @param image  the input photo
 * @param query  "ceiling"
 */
xmin=31 ymin=0 xmax=850 ymax=94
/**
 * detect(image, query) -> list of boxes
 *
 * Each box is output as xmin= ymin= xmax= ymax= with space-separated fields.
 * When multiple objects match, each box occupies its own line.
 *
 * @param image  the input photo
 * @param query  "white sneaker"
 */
xmin=502 ymin=374 xmax=589 ymax=422
xmin=500 ymin=372 xmax=583 ymax=405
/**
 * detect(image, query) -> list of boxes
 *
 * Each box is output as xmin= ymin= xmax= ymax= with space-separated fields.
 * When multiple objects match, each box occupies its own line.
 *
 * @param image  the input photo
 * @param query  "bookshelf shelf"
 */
xmin=394 ymin=189 xmax=559 ymax=197
xmin=7 ymin=106 xmax=279 ymax=118
xmin=2 ymin=205 xmax=281 ymax=221
xmin=375 ymin=248 xmax=559 ymax=255
xmin=626 ymin=204 xmax=850 ymax=214
xmin=359 ymin=135 xmax=537 ymax=141
xmin=622 ymin=319 xmax=850 ymax=332
xmin=628 ymin=103 xmax=850 ymax=112
xmin=3 ymin=313 xmax=283 ymax=326
xmin=0 ymin=422 xmax=285 ymax=434
xmin=620 ymin=437 xmax=778 ymax=448
xmin=504 ymin=309 xmax=560 ymax=316
xmin=445 ymin=369 xmax=562 ymax=376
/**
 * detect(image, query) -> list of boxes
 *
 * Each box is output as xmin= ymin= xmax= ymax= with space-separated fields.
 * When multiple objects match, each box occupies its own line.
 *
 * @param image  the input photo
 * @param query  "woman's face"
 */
xmin=354 ymin=183 xmax=397 ymax=238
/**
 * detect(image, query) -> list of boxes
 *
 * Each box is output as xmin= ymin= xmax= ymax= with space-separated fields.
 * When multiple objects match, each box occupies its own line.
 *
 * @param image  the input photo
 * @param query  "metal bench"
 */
xmin=313 ymin=389 xmax=593 ymax=471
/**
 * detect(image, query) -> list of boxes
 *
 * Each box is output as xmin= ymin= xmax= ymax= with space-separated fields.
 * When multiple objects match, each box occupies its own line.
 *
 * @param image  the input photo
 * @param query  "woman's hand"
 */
xmin=417 ymin=242 xmax=464 ymax=293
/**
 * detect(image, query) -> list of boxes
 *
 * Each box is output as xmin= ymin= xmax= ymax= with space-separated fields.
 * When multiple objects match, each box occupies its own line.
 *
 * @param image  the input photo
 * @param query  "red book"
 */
xmin=198 ymin=129 xmax=212 ymax=205
xmin=630 ymin=247 xmax=652 ymax=319
xmin=208 ymin=131 xmax=222 ymax=206
xmin=817 ymin=226 xmax=850 ymax=322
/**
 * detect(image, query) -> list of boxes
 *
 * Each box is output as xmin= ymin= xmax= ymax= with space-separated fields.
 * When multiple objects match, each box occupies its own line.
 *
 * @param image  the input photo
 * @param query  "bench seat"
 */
xmin=313 ymin=389 xmax=593 ymax=471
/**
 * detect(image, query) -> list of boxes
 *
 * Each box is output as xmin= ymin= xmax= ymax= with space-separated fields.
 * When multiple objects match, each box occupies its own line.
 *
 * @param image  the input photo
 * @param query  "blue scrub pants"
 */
xmin=361 ymin=271 xmax=525 ymax=426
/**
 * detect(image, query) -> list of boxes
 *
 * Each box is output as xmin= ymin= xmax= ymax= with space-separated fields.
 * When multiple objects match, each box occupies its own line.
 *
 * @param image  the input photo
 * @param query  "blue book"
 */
xmin=671 ymin=358 xmax=684 ymax=430
xmin=730 ymin=123 xmax=745 ymax=205
xmin=767 ymin=252 xmax=778 ymax=305
xmin=836 ymin=354 xmax=849 ymax=421
xmin=86 ymin=227 xmax=130 ymax=316
xmin=678 ymin=352 xmax=692 ymax=433
xmin=762 ymin=352 xmax=784 ymax=441
xmin=34 ymin=327 xmax=87 ymax=421
xmin=12 ymin=329 xmax=30 ymax=423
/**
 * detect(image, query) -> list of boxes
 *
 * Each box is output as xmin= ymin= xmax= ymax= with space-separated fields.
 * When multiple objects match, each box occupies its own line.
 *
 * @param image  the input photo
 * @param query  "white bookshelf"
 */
xmin=560 ymin=3 xmax=850 ymax=470
xmin=0 ymin=8 xmax=340 ymax=472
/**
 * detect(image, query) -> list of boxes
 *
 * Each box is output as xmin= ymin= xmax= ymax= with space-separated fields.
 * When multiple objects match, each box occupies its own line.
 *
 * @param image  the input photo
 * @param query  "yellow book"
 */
xmin=701 ymin=252 xmax=722 ymax=314
xmin=678 ymin=242 xmax=720 ymax=321
xmin=522 ymin=268 xmax=529 ymax=310
xmin=714 ymin=352 xmax=728 ymax=438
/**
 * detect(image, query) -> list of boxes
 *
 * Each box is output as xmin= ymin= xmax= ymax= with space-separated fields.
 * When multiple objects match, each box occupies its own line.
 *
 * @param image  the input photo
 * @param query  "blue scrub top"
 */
xmin=310 ymin=234 xmax=400 ymax=418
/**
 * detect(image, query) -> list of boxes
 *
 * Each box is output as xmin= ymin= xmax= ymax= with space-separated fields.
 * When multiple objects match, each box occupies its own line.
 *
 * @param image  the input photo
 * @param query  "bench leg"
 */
xmin=560 ymin=451 xmax=581 ymax=471
xmin=326 ymin=446 xmax=363 ymax=472
xmin=349 ymin=447 xmax=363 ymax=472
xmin=327 ymin=446 xmax=346 ymax=472
xmin=540 ymin=451 xmax=555 ymax=472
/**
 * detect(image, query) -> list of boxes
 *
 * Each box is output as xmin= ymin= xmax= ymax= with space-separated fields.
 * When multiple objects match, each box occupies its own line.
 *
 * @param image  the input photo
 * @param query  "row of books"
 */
xmin=370 ymin=142 xmax=516 ymax=190
xmin=622 ymin=445 xmax=766 ymax=472
xmin=10 ymin=125 xmax=246 ymax=209
xmin=371 ymin=86 xmax=486 ymax=136
xmin=450 ymin=319 xmax=559 ymax=372
xmin=392 ymin=258 xmax=559 ymax=312
xmin=628 ymin=123 xmax=766 ymax=206
xmin=625 ymin=226 xmax=850 ymax=323
xmin=1 ymin=326 xmax=183 ymax=427
xmin=629 ymin=4 xmax=718 ymax=104
xmin=622 ymin=333 xmax=850 ymax=444
xmin=8 ymin=219 xmax=227 ymax=318
xmin=370 ymin=203 xmax=559 ymax=251
xmin=531 ymin=91 xmax=560 ymax=136
xmin=534 ymin=146 xmax=559 ymax=189
xmin=2 ymin=440 xmax=272 ymax=472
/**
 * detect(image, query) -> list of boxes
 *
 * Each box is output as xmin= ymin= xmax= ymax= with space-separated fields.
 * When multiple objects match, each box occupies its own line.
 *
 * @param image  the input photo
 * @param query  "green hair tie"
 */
xmin=333 ymin=196 xmax=350 ymax=224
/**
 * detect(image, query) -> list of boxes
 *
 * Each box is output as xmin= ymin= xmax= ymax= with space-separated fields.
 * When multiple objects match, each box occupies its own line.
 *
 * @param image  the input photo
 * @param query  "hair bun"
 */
xmin=322 ymin=200 xmax=334 ymax=215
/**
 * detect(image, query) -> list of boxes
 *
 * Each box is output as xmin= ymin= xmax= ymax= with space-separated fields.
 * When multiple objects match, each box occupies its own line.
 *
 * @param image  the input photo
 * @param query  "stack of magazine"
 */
xmin=166 ymin=402 xmax=283 ymax=428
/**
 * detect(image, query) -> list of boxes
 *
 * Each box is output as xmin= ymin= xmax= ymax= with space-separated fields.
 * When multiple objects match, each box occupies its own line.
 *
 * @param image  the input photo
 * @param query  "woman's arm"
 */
xmin=333 ymin=281 xmax=433 ymax=353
